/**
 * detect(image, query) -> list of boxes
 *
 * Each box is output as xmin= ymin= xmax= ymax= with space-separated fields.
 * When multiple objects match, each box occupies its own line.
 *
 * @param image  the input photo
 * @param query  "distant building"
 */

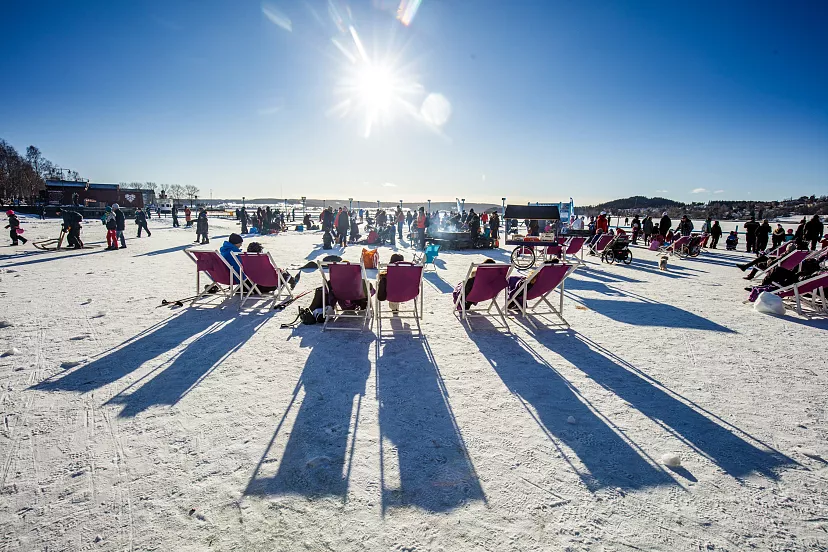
xmin=43 ymin=180 xmax=145 ymax=209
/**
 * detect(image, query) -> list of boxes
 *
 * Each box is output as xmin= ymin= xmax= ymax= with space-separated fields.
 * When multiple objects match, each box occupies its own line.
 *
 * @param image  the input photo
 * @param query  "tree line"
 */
xmin=0 ymin=137 xmax=200 ymax=206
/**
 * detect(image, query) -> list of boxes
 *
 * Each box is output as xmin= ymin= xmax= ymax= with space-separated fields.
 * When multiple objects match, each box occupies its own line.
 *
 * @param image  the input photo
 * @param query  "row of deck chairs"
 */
xmin=756 ymin=247 xmax=828 ymax=317
xmin=184 ymin=248 xmax=577 ymax=333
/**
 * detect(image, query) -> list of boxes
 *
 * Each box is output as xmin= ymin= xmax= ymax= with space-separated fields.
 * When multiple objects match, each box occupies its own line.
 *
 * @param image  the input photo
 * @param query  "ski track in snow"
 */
xmin=0 ymin=215 xmax=826 ymax=551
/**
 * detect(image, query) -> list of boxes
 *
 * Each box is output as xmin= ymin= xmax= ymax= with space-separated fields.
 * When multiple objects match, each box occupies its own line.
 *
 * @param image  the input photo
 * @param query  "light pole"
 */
xmin=242 ymin=196 xmax=245 ymax=210
xmin=461 ymin=198 xmax=465 ymax=213
xmin=348 ymin=197 xmax=353 ymax=211
xmin=376 ymin=200 xmax=380 ymax=212
xmin=427 ymin=199 xmax=431 ymax=213
xmin=399 ymin=200 xmax=403 ymax=210
xmin=301 ymin=196 xmax=306 ymax=218
xmin=501 ymin=197 xmax=507 ymax=242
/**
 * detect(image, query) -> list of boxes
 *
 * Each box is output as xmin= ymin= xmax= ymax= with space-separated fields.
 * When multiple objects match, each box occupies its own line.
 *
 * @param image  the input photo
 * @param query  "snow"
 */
xmin=1 ymin=215 xmax=827 ymax=551
xmin=661 ymin=453 xmax=682 ymax=468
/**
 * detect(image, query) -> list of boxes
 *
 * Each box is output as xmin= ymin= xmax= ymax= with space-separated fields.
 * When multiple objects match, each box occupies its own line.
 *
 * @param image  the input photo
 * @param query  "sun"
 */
xmin=355 ymin=63 xmax=395 ymax=112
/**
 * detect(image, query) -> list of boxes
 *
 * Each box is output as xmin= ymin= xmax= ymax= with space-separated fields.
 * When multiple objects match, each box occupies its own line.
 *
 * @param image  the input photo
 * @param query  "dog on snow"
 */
xmin=659 ymin=255 xmax=668 ymax=271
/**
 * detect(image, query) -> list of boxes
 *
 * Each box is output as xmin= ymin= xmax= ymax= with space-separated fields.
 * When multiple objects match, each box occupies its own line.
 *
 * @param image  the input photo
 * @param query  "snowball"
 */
xmin=661 ymin=453 xmax=682 ymax=468
xmin=2 ymin=347 xmax=20 ymax=357
xmin=754 ymin=292 xmax=785 ymax=316
xmin=0 ymin=320 xmax=12 ymax=328
xmin=567 ymin=416 xmax=577 ymax=424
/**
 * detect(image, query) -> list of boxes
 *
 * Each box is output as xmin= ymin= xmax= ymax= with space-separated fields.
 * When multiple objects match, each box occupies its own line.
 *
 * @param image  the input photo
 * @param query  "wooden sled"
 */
xmin=32 ymin=230 xmax=66 ymax=251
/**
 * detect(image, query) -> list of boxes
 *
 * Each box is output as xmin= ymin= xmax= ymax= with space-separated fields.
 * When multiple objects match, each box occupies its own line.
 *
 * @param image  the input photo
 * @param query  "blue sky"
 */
xmin=1 ymin=0 xmax=826 ymax=204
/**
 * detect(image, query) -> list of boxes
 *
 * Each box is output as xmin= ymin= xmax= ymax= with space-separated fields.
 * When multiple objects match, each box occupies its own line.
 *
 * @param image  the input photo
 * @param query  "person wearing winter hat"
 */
xmin=102 ymin=206 xmax=119 ymax=250
xmin=112 ymin=203 xmax=126 ymax=248
xmin=219 ymin=233 xmax=244 ymax=282
xmin=5 ymin=210 xmax=27 ymax=246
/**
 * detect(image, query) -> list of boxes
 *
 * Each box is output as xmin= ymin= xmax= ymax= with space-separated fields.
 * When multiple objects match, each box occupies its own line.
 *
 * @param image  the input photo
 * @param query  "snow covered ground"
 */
xmin=1 ymin=215 xmax=826 ymax=551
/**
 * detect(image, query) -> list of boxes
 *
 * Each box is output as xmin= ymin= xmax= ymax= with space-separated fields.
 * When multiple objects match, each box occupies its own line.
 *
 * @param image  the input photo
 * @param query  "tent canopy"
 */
xmin=504 ymin=205 xmax=560 ymax=220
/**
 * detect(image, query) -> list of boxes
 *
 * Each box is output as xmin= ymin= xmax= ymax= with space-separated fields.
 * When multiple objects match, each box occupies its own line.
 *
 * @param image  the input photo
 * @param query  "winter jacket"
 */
xmin=659 ymin=215 xmax=671 ymax=234
xmin=595 ymin=215 xmax=608 ymax=233
xmin=63 ymin=210 xmax=83 ymax=230
xmin=6 ymin=214 xmax=21 ymax=229
xmin=643 ymin=218 xmax=653 ymax=234
xmin=711 ymin=223 xmax=722 ymax=237
xmin=336 ymin=211 xmax=349 ymax=233
xmin=114 ymin=209 xmax=125 ymax=231
xmin=135 ymin=210 xmax=147 ymax=225
xmin=197 ymin=211 xmax=208 ymax=233
xmin=104 ymin=212 xmax=117 ymax=230
xmin=805 ymin=217 xmax=824 ymax=241
xmin=744 ymin=220 xmax=760 ymax=236
xmin=219 ymin=241 xmax=242 ymax=282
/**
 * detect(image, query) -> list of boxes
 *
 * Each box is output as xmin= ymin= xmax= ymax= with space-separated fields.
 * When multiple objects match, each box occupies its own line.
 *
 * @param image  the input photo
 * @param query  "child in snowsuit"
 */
xmin=5 ymin=210 xmax=27 ymax=246
xmin=102 ymin=206 xmax=118 ymax=249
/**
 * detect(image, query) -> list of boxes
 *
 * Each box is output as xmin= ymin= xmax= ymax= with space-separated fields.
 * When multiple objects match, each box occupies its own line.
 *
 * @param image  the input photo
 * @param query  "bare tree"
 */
xmin=129 ymin=181 xmax=145 ymax=190
xmin=144 ymin=181 xmax=158 ymax=193
xmin=183 ymin=184 xmax=200 ymax=206
xmin=166 ymin=184 xmax=184 ymax=203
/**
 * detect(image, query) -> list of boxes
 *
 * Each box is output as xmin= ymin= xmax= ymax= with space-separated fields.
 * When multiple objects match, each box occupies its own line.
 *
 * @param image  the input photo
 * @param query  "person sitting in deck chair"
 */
xmin=376 ymin=253 xmax=405 ymax=311
xmin=452 ymin=258 xmax=497 ymax=311
xmin=220 ymin=233 xmax=299 ymax=293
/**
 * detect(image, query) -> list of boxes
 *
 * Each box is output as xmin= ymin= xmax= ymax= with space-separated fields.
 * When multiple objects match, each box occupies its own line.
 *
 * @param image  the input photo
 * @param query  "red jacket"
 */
xmin=596 ymin=215 xmax=608 ymax=233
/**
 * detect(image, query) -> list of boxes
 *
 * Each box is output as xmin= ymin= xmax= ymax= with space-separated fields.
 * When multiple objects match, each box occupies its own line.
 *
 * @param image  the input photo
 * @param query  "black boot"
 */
xmin=743 ymin=268 xmax=758 ymax=280
xmin=737 ymin=263 xmax=747 ymax=271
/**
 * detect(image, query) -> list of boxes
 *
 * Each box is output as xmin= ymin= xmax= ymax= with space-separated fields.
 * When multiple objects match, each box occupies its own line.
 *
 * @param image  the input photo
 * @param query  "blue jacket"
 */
xmin=220 ymin=241 xmax=242 ymax=282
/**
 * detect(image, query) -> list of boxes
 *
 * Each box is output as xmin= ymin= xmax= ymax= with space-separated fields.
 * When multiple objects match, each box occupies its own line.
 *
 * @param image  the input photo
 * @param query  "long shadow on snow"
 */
xmin=534 ymin=331 xmax=795 ymax=479
xmin=466 ymin=322 xmax=673 ymax=491
xmin=377 ymin=337 xmax=485 ymax=511
xmin=423 ymin=271 xmax=454 ymax=294
xmin=32 ymin=309 xmax=223 ymax=393
xmin=570 ymin=297 xmax=735 ymax=332
xmin=105 ymin=312 xmax=267 ymax=417
xmin=245 ymin=330 xmax=372 ymax=498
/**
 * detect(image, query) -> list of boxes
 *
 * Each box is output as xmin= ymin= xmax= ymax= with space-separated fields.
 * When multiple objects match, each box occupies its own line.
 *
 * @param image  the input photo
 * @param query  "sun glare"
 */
xmin=355 ymin=63 xmax=395 ymax=111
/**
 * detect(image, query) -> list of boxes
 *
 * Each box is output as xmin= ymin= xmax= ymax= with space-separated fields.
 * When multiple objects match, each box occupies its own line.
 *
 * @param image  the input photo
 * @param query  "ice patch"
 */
xmin=2 ymin=347 xmax=20 ymax=357
xmin=661 ymin=453 xmax=682 ymax=468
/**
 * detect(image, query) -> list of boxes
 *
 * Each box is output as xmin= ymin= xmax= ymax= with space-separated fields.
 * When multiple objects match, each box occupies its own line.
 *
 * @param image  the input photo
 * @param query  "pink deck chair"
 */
xmin=376 ymin=262 xmax=424 ymax=336
xmin=454 ymin=262 xmax=511 ymax=330
xmin=232 ymin=252 xmax=292 ymax=310
xmin=772 ymin=272 xmax=828 ymax=317
xmin=664 ymin=235 xmax=690 ymax=257
xmin=506 ymin=263 xmax=577 ymax=329
xmin=755 ymin=249 xmax=811 ymax=281
xmin=319 ymin=259 xmax=372 ymax=331
xmin=564 ymin=236 xmax=587 ymax=264
xmin=588 ymin=234 xmax=614 ymax=256
xmin=185 ymin=249 xmax=242 ymax=306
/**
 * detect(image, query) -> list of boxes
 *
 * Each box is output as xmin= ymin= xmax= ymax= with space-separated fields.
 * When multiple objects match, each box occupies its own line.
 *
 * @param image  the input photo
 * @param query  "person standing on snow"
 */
xmin=58 ymin=208 xmax=84 ymax=249
xmin=195 ymin=208 xmax=209 ymax=244
xmin=659 ymin=212 xmax=672 ymax=239
xmin=112 ymin=203 xmax=127 ymax=248
xmin=5 ymin=210 xmax=27 ymax=246
xmin=184 ymin=206 xmax=192 ymax=227
xmin=805 ymin=215 xmax=824 ymax=251
xmin=744 ymin=216 xmax=760 ymax=253
xmin=172 ymin=205 xmax=180 ymax=228
xmin=102 ymin=206 xmax=119 ymax=250
xmin=135 ymin=208 xmax=152 ymax=237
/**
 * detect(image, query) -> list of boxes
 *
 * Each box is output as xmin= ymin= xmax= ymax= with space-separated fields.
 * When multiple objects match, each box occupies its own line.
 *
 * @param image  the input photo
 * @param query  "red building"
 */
xmin=44 ymin=180 xmax=145 ymax=209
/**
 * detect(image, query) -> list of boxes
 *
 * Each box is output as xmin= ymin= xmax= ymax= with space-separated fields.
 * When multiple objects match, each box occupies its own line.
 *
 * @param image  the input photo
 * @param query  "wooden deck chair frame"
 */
xmin=185 ymin=249 xmax=242 ymax=306
xmin=506 ymin=263 xmax=577 ymax=329
xmin=588 ymin=234 xmax=613 ymax=257
xmin=772 ymin=272 xmax=828 ymax=317
xmin=563 ymin=236 xmax=587 ymax=265
xmin=232 ymin=251 xmax=293 ymax=310
xmin=376 ymin=261 xmax=425 ymax=337
xmin=453 ymin=263 xmax=510 ymax=331
xmin=318 ymin=258 xmax=373 ymax=332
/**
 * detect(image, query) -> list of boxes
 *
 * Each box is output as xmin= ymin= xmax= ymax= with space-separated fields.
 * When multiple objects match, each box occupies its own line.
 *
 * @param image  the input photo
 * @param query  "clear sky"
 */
xmin=1 ymin=0 xmax=826 ymax=204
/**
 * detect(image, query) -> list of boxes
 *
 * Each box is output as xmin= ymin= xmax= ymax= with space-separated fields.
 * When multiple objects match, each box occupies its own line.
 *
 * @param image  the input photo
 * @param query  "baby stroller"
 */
xmin=601 ymin=235 xmax=633 ymax=265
